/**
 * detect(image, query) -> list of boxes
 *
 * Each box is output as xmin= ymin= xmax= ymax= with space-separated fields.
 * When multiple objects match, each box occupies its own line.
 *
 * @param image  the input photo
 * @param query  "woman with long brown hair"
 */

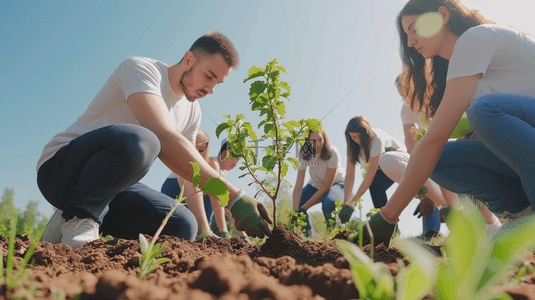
xmin=358 ymin=0 xmax=535 ymax=246
xmin=292 ymin=129 xmax=345 ymax=237
xmin=339 ymin=116 xmax=447 ymax=228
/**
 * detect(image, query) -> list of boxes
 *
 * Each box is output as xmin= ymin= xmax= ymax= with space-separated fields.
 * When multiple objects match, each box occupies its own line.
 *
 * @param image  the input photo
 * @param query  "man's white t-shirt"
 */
xmin=299 ymin=145 xmax=345 ymax=189
xmin=369 ymin=128 xmax=406 ymax=159
xmin=37 ymin=57 xmax=201 ymax=171
xmin=447 ymin=24 xmax=535 ymax=100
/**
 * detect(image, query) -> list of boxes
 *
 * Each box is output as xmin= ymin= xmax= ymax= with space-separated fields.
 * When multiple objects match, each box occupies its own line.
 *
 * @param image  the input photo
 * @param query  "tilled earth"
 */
xmin=1 ymin=225 xmax=534 ymax=300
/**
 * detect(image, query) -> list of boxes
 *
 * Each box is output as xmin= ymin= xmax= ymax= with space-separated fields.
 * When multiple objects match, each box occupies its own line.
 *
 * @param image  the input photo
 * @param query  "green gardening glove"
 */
xmin=349 ymin=209 xmax=397 ymax=247
xmin=228 ymin=191 xmax=273 ymax=238
xmin=218 ymin=231 xmax=231 ymax=239
xmin=339 ymin=205 xmax=355 ymax=223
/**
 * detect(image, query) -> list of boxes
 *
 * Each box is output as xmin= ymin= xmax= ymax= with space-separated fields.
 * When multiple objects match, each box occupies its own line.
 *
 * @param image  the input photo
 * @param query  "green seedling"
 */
xmin=337 ymin=240 xmax=394 ymax=300
xmin=432 ymin=199 xmax=533 ymax=300
xmin=138 ymin=187 xmax=183 ymax=279
xmin=216 ymin=58 xmax=322 ymax=226
xmin=138 ymin=162 xmax=228 ymax=279
xmin=0 ymin=213 xmax=43 ymax=300
xmin=338 ymin=199 xmax=535 ymax=299
xmin=288 ymin=210 xmax=308 ymax=235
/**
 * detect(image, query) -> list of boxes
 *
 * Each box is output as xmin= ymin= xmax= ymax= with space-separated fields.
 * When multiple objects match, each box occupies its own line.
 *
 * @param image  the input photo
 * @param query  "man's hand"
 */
xmin=339 ymin=205 xmax=354 ymax=223
xmin=229 ymin=194 xmax=273 ymax=238
xmin=349 ymin=209 xmax=397 ymax=247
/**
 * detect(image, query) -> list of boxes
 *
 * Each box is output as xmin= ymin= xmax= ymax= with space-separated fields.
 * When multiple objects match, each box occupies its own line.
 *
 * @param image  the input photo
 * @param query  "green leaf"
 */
xmin=251 ymin=166 xmax=277 ymax=176
xmin=216 ymin=123 xmax=231 ymax=138
xmin=280 ymin=161 xmax=289 ymax=178
xmin=190 ymin=162 xmax=201 ymax=187
xmin=435 ymin=200 xmax=492 ymax=299
xmin=336 ymin=240 xmax=394 ymax=299
xmin=279 ymin=81 xmax=291 ymax=93
xmin=244 ymin=66 xmax=265 ymax=82
xmin=305 ymin=118 xmax=322 ymax=132
xmin=479 ymin=215 xmax=535 ymax=289
xmin=155 ymin=258 xmax=172 ymax=265
xmin=249 ymin=81 xmax=267 ymax=100
xmin=264 ymin=123 xmax=274 ymax=135
xmin=287 ymin=157 xmax=300 ymax=170
xmin=201 ymin=177 xmax=230 ymax=207
xmin=139 ymin=234 xmax=149 ymax=254
xmin=395 ymin=239 xmax=438 ymax=300
xmin=276 ymin=102 xmax=286 ymax=116
xmin=283 ymin=120 xmax=300 ymax=132
xmin=275 ymin=64 xmax=287 ymax=74
xmin=262 ymin=155 xmax=277 ymax=171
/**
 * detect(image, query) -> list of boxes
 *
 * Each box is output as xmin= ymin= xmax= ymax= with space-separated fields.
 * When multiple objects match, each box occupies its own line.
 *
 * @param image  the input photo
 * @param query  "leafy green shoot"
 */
xmin=139 ymin=187 xmax=185 ymax=280
xmin=0 ymin=212 xmax=44 ymax=299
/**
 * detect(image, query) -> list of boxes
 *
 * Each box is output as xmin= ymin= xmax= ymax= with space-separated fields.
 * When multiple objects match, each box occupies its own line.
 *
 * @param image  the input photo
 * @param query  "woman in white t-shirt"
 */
xmin=292 ymin=129 xmax=345 ymax=237
xmin=340 ymin=116 xmax=447 ymax=225
xmin=358 ymin=0 xmax=535 ymax=246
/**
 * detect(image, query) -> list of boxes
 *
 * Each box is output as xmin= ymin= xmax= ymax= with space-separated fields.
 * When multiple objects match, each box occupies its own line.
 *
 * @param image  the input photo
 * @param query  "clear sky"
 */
xmin=1 ymin=0 xmax=534 ymax=238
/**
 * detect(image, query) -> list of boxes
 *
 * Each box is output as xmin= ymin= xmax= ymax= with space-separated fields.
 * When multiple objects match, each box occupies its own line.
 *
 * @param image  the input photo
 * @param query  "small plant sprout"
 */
xmin=0 ymin=212 xmax=43 ymax=300
xmin=139 ymin=162 xmax=229 ymax=279
xmin=338 ymin=199 xmax=535 ymax=300
xmin=216 ymin=58 xmax=322 ymax=226
xmin=394 ymin=239 xmax=438 ymax=300
xmin=336 ymin=240 xmax=394 ymax=300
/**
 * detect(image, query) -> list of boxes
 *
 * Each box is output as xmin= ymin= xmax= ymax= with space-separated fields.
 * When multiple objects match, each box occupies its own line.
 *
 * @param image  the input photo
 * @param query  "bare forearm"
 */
xmin=383 ymin=136 xmax=445 ymax=220
xmin=343 ymin=176 xmax=354 ymax=205
xmin=159 ymin=133 xmax=240 ymax=198
xmin=292 ymin=186 xmax=303 ymax=210
xmin=301 ymin=186 xmax=329 ymax=210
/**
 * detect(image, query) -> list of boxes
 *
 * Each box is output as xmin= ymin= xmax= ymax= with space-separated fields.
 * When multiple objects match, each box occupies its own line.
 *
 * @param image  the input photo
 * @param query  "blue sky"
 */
xmin=2 ymin=0 xmax=533 ymax=237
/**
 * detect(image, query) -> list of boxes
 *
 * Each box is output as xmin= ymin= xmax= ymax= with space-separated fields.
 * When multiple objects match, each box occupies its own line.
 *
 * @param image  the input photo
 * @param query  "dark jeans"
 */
xmin=161 ymin=177 xmax=214 ymax=224
xmin=298 ymin=181 xmax=344 ymax=237
xmin=37 ymin=124 xmax=197 ymax=240
xmin=370 ymin=170 xmax=440 ymax=233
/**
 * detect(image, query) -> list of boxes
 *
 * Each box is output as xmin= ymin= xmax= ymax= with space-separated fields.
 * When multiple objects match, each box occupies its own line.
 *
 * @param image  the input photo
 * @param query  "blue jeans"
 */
xmin=298 ymin=182 xmax=344 ymax=237
xmin=37 ymin=124 xmax=197 ymax=240
xmin=431 ymin=93 xmax=535 ymax=215
xmin=161 ymin=177 xmax=213 ymax=224
xmin=422 ymin=207 xmax=440 ymax=233
xmin=370 ymin=170 xmax=440 ymax=232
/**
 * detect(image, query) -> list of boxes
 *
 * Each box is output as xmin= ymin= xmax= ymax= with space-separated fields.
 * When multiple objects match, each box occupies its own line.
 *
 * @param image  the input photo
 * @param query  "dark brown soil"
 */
xmin=1 ymin=225 xmax=534 ymax=300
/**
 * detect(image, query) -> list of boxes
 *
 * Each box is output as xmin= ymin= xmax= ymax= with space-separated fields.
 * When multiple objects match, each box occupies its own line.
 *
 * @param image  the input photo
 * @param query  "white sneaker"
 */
xmin=61 ymin=217 xmax=99 ymax=248
xmin=41 ymin=208 xmax=65 ymax=243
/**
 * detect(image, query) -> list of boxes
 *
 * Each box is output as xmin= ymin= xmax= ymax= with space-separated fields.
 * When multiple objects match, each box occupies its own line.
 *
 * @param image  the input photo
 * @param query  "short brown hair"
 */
xmin=188 ymin=31 xmax=239 ymax=70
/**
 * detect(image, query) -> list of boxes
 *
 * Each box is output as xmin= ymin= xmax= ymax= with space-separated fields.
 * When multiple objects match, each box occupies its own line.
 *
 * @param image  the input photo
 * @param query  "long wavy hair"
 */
xmin=397 ymin=0 xmax=493 ymax=117
xmin=345 ymin=116 xmax=375 ymax=164
xmin=300 ymin=129 xmax=332 ymax=161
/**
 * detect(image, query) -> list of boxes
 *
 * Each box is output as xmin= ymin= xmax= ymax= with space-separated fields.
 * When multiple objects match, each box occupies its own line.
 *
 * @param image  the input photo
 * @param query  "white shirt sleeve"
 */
xmin=118 ymin=57 xmax=164 ymax=101
xmin=447 ymin=26 xmax=500 ymax=81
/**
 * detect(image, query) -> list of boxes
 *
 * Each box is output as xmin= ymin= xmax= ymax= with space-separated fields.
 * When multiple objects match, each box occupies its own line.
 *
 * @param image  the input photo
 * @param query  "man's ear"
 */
xmin=182 ymin=51 xmax=197 ymax=70
xmin=437 ymin=6 xmax=450 ymax=25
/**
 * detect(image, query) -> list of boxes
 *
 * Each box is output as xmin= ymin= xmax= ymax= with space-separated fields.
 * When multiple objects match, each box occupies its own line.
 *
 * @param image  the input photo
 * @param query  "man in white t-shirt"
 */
xmin=37 ymin=32 xmax=273 ymax=248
